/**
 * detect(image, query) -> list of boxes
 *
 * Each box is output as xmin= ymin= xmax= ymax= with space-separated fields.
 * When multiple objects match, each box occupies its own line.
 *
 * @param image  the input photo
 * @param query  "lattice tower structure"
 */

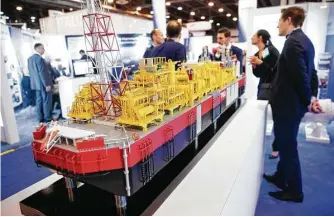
xmin=80 ymin=0 xmax=128 ymax=118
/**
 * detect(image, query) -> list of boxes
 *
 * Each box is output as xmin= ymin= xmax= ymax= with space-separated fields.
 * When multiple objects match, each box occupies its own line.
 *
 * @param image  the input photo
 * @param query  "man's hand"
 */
xmin=248 ymin=56 xmax=263 ymax=65
xmin=309 ymin=97 xmax=323 ymax=113
xmin=46 ymin=86 xmax=52 ymax=92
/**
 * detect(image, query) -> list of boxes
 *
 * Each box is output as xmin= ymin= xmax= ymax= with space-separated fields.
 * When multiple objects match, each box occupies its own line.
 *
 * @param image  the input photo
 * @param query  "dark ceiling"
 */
xmin=1 ymin=0 xmax=239 ymax=29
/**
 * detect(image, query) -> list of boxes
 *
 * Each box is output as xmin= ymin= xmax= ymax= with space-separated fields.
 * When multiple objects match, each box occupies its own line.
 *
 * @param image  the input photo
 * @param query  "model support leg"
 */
xmin=194 ymin=136 xmax=198 ymax=150
xmin=114 ymin=195 xmax=127 ymax=216
xmin=213 ymin=120 xmax=217 ymax=134
xmin=65 ymin=177 xmax=77 ymax=202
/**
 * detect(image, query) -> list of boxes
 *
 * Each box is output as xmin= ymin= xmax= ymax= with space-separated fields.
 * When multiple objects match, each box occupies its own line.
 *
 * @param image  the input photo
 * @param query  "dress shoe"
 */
xmin=263 ymin=173 xmax=286 ymax=190
xmin=269 ymin=190 xmax=304 ymax=203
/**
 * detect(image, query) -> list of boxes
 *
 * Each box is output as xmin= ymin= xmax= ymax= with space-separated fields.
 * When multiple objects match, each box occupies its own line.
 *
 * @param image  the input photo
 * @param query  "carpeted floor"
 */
xmin=255 ymin=122 xmax=334 ymax=216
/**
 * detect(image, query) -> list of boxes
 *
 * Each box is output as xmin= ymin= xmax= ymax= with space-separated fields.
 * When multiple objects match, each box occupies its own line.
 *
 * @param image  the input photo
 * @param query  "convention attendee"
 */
xmin=198 ymin=46 xmax=214 ymax=62
xmin=264 ymin=6 xmax=318 ymax=203
xmin=44 ymin=56 xmax=59 ymax=84
xmin=55 ymin=64 xmax=68 ymax=77
xmin=213 ymin=28 xmax=243 ymax=66
xmin=28 ymin=43 xmax=53 ymax=123
xmin=20 ymin=71 xmax=35 ymax=108
xmin=150 ymin=20 xmax=187 ymax=62
xmin=249 ymin=29 xmax=280 ymax=159
xmin=79 ymin=49 xmax=97 ymax=74
xmin=143 ymin=29 xmax=164 ymax=58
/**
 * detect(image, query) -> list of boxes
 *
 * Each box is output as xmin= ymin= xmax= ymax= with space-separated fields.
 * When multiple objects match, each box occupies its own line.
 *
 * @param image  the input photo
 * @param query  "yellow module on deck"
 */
xmin=67 ymin=57 xmax=237 ymax=131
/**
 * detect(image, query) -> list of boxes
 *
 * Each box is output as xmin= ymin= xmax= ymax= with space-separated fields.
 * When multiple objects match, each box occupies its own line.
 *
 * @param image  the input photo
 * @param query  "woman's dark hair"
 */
xmin=256 ymin=29 xmax=272 ymax=46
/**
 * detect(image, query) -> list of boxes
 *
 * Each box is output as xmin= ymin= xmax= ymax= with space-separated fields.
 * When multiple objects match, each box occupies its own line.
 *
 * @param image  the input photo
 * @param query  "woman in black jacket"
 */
xmin=249 ymin=29 xmax=280 ymax=159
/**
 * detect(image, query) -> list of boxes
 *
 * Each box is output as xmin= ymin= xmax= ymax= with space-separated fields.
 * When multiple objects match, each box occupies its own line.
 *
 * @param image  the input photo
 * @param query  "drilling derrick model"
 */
xmin=75 ymin=0 xmax=127 ymax=120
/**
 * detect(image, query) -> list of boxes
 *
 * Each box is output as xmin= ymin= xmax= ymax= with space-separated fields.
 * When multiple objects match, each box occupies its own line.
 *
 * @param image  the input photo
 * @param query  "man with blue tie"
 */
xmin=263 ymin=6 xmax=317 ymax=203
xmin=28 ymin=43 xmax=53 ymax=123
xmin=150 ymin=20 xmax=187 ymax=62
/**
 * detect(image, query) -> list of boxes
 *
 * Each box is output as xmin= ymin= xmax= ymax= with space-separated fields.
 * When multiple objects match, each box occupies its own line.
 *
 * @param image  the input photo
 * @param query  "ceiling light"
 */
xmin=107 ymin=0 xmax=114 ymax=3
xmin=177 ymin=18 xmax=182 ymax=23
xmin=190 ymin=11 xmax=195 ymax=16
xmin=209 ymin=19 xmax=213 ymax=23
xmin=216 ymin=23 xmax=220 ymax=26
xmin=15 ymin=20 xmax=18 ymax=23
xmin=0 ymin=11 xmax=3 ymax=15
xmin=150 ymin=11 xmax=154 ymax=14
xmin=218 ymin=8 xmax=224 ymax=12
xmin=166 ymin=2 xmax=171 ymax=6
xmin=16 ymin=6 xmax=23 ymax=11
xmin=136 ymin=7 xmax=141 ymax=11
xmin=201 ymin=16 xmax=205 ymax=20
xmin=208 ymin=2 xmax=214 ymax=7
xmin=178 ymin=7 xmax=182 ymax=10
xmin=27 ymin=28 xmax=31 ymax=30
xmin=69 ymin=8 xmax=73 ymax=11
xmin=226 ymin=13 xmax=231 ymax=17
xmin=166 ymin=15 xmax=170 ymax=18
xmin=5 ymin=16 xmax=9 ymax=20
xmin=233 ymin=17 xmax=237 ymax=21
xmin=32 ymin=19 xmax=35 ymax=23
xmin=31 ymin=16 xmax=36 ymax=20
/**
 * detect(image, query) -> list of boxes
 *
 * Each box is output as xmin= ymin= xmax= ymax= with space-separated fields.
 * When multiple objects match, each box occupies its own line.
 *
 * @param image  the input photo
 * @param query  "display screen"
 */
xmin=73 ymin=60 xmax=93 ymax=76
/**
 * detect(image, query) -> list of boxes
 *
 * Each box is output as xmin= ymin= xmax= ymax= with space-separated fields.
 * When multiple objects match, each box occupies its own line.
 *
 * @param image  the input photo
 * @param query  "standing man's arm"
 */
xmin=286 ymin=40 xmax=311 ymax=106
xmin=36 ymin=57 xmax=52 ymax=92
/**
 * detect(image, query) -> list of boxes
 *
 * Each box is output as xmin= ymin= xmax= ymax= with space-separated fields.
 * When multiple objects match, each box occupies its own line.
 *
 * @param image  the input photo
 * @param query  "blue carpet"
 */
xmin=255 ymin=122 xmax=334 ymax=216
xmin=1 ymin=146 xmax=52 ymax=200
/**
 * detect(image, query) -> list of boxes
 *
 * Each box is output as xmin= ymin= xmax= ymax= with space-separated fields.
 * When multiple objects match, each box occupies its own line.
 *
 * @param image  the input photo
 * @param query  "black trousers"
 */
xmin=273 ymin=114 xmax=303 ymax=194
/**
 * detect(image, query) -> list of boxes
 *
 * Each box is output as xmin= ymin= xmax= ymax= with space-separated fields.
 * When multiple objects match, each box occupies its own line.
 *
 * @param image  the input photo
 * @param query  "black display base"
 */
xmin=20 ymin=101 xmax=241 ymax=216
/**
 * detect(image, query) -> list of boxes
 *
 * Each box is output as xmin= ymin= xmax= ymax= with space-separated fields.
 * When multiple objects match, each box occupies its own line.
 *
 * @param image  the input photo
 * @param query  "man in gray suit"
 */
xmin=28 ymin=43 xmax=53 ymax=123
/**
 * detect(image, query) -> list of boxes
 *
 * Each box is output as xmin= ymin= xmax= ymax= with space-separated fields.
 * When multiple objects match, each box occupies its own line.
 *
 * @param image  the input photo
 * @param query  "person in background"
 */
xmin=150 ymin=20 xmax=187 ymax=62
xmin=79 ymin=49 xmax=97 ymax=74
xmin=264 ymin=6 xmax=318 ymax=203
xmin=249 ymin=29 xmax=280 ymax=159
xmin=198 ymin=46 xmax=214 ymax=62
xmin=28 ymin=43 xmax=53 ymax=123
xmin=214 ymin=28 xmax=243 ymax=67
xmin=44 ymin=56 xmax=58 ymax=84
xmin=55 ymin=64 xmax=68 ymax=77
xmin=143 ymin=29 xmax=164 ymax=58
xmin=20 ymin=71 xmax=35 ymax=108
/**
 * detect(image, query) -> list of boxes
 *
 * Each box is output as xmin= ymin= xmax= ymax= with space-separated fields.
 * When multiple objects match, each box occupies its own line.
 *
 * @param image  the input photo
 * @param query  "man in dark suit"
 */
xmin=28 ymin=43 xmax=53 ymax=123
xmin=143 ymin=29 xmax=164 ymax=58
xmin=150 ymin=20 xmax=187 ymax=62
xmin=213 ymin=28 xmax=243 ymax=74
xmin=264 ymin=6 xmax=317 ymax=203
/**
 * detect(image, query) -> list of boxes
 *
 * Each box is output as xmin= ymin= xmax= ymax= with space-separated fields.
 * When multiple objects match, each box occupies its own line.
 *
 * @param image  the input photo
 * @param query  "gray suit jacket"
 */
xmin=28 ymin=54 xmax=52 ymax=91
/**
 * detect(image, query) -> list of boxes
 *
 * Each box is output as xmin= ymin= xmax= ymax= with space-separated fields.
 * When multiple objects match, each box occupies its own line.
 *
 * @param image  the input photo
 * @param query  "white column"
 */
xmin=1 ymin=51 xmax=20 ymax=144
xmin=238 ymin=0 xmax=258 ymax=100
xmin=152 ymin=0 xmax=167 ymax=36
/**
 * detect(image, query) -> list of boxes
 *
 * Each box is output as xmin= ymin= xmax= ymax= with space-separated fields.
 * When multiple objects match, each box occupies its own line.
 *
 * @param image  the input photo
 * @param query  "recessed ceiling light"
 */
xmin=5 ymin=16 xmax=9 ymax=19
xmin=209 ymin=19 xmax=213 ymax=23
xmin=69 ymin=8 xmax=73 ymax=11
xmin=31 ymin=16 xmax=36 ymax=20
xmin=218 ymin=8 xmax=224 ymax=12
xmin=216 ymin=23 xmax=220 ymax=26
xmin=178 ymin=7 xmax=182 ymax=10
xmin=190 ymin=11 xmax=195 ymax=16
xmin=177 ymin=18 xmax=182 ymax=23
xmin=136 ymin=7 xmax=141 ymax=11
xmin=201 ymin=16 xmax=205 ymax=20
xmin=233 ymin=17 xmax=237 ymax=21
xmin=32 ymin=19 xmax=35 ymax=23
xmin=226 ymin=13 xmax=231 ymax=17
xmin=150 ymin=11 xmax=154 ymax=14
xmin=208 ymin=2 xmax=214 ymax=7
xmin=107 ymin=0 xmax=114 ymax=3
xmin=166 ymin=15 xmax=170 ymax=18
xmin=166 ymin=2 xmax=171 ymax=6
xmin=16 ymin=6 xmax=23 ymax=11
xmin=15 ymin=20 xmax=18 ymax=22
